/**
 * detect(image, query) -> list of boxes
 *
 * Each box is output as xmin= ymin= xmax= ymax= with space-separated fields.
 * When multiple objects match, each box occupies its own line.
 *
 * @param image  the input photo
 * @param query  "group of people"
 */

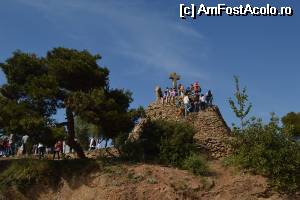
xmin=0 ymin=134 xmax=14 ymax=157
xmin=88 ymin=137 xmax=109 ymax=150
xmin=157 ymin=81 xmax=213 ymax=116
xmin=0 ymin=133 xmax=108 ymax=160
xmin=0 ymin=133 xmax=69 ymax=160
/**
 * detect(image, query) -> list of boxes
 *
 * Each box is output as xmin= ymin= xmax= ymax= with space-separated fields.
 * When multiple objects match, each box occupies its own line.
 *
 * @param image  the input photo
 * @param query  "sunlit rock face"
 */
xmin=129 ymin=101 xmax=232 ymax=159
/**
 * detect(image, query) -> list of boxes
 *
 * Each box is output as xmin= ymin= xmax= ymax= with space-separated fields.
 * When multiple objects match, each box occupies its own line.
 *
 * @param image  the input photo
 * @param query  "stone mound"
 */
xmin=129 ymin=102 xmax=232 ymax=158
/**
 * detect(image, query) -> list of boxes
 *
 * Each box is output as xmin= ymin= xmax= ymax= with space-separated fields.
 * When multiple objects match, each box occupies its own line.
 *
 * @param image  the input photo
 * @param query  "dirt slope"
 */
xmin=35 ymin=160 xmax=293 ymax=200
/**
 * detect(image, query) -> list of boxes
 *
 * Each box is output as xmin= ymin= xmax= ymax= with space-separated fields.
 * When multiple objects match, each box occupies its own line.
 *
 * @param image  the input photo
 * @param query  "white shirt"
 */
xmin=89 ymin=138 xmax=96 ymax=147
xmin=200 ymin=95 xmax=206 ymax=102
xmin=22 ymin=135 xmax=29 ymax=144
xmin=9 ymin=134 xmax=14 ymax=144
xmin=183 ymin=96 xmax=190 ymax=104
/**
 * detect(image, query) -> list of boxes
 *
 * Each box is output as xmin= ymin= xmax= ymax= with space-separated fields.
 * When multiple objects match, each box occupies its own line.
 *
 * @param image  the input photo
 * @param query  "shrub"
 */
xmin=183 ymin=154 xmax=208 ymax=176
xmin=230 ymin=114 xmax=300 ymax=192
xmin=118 ymin=120 xmax=196 ymax=167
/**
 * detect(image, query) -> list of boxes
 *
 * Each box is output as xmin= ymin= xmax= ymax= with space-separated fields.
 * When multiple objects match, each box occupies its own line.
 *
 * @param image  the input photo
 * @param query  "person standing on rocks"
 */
xmin=170 ymin=88 xmax=177 ymax=104
xmin=206 ymin=90 xmax=213 ymax=107
xmin=200 ymin=94 xmax=207 ymax=111
xmin=183 ymin=93 xmax=191 ymax=116
xmin=179 ymin=84 xmax=185 ymax=97
xmin=163 ymin=87 xmax=169 ymax=104
xmin=194 ymin=93 xmax=200 ymax=112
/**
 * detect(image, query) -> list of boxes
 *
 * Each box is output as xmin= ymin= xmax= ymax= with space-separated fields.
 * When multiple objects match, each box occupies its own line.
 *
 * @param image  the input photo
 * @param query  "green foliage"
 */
xmin=46 ymin=47 xmax=109 ymax=92
xmin=74 ymin=117 xmax=99 ymax=150
xmin=0 ymin=48 xmax=134 ymax=157
xmin=129 ymin=106 xmax=146 ymax=122
xmin=282 ymin=112 xmax=300 ymax=137
xmin=230 ymin=114 xmax=300 ymax=192
xmin=50 ymin=127 xmax=66 ymax=141
xmin=69 ymin=88 xmax=134 ymax=140
xmin=228 ymin=76 xmax=252 ymax=129
xmin=119 ymin=120 xmax=197 ymax=167
xmin=183 ymin=154 xmax=208 ymax=176
xmin=112 ymin=106 xmax=145 ymax=153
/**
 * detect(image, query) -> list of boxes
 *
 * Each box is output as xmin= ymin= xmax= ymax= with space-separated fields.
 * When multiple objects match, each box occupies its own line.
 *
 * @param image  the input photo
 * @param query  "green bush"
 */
xmin=183 ymin=154 xmax=208 ymax=176
xmin=118 ymin=120 xmax=196 ymax=167
xmin=230 ymin=114 xmax=300 ymax=192
xmin=282 ymin=112 xmax=300 ymax=137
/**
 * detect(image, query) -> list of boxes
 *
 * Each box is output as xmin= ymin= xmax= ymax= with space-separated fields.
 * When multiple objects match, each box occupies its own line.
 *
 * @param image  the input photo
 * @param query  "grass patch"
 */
xmin=146 ymin=177 xmax=158 ymax=184
xmin=182 ymin=154 xmax=209 ymax=176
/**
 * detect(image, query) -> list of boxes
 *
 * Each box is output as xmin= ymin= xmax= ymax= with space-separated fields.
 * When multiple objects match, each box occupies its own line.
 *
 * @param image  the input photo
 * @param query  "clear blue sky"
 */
xmin=0 ymin=0 xmax=299 ymax=126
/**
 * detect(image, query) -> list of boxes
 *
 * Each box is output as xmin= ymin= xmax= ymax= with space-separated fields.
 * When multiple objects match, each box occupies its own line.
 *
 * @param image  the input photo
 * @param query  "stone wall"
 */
xmin=135 ymin=101 xmax=232 ymax=159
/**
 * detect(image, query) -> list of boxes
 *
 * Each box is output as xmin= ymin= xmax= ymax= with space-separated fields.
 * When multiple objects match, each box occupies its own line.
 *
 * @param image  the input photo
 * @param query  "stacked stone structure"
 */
xmin=128 ymin=72 xmax=232 ymax=159
xmin=128 ymin=102 xmax=231 ymax=158
xmin=145 ymin=102 xmax=231 ymax=158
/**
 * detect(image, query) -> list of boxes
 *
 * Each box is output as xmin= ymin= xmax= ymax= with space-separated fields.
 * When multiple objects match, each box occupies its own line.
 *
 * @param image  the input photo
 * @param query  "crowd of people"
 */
xmin=0 ymin=133 xmax=108 ymax=159
xmin=157 ymin=82 xmax=213 ymax=116
xmin=0 ymin=134 xmax=70 ymax=159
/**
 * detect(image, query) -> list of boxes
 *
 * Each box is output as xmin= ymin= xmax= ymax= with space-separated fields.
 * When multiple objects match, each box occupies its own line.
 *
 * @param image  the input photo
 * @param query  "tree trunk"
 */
xmin=66 ymin=107 xmax=86 ymax=158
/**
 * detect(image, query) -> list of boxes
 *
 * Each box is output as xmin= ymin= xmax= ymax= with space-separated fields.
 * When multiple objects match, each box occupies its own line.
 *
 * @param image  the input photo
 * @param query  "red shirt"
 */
xmin=54 ymin=141 xmax=62 ymax=151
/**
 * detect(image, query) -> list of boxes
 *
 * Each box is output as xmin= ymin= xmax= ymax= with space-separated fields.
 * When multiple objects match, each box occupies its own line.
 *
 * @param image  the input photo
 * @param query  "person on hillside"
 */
xmin=158 ymin=87 xmax=163 ymax=104
xmin=194 ymin=93 xmax=200 ymax=112
xmin=179 ymin=84 xmax=185 ymax=97
xmin=53 ymin=141 xmax=62 ymax=160
xmin=21 ymin=134 xmax=29 ymax=156
xmin=193 ymin=82 xmax=201 ymax=95
xmin=3 ymin=138 xmax=10 ymax=157
xmin=170 ymin=88 xmax=177 ymax=104
xmin=8 ymin=134 xmax=14 ymax=156
xmin=185 ymin=86 xmax=191 ymax=96
xmin=38 ymin=143 xmax=45 ymax=159
xmin=200 ymin=94 xmax=207 ymax=111
xmin=190 ymin=84 xmax=194 ymax=95
xmin=89 ymin=137 xmax=96 ymax=150
xmin=206 ymin=90 xmax=213 ymax=106
xmin=163 ymin=87 xmax=169 ymax=104
xmin=178 ymin=83 xmax=182 ymax=95
xmin=183 ymin=93 xmax=191 ymax=116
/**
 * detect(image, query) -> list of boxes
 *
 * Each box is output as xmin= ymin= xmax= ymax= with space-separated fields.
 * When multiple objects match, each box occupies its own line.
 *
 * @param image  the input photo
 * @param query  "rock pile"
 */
xmin=127 ymin=118 xmax=150 ymax=142
xmin=129 ymin=102 xmax=232 ymax=159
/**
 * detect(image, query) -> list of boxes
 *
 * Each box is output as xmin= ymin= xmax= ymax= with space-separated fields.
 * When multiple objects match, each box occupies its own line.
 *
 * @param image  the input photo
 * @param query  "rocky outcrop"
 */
xmin=127 ymin=118 xmax=150 ymax=142
xmin=129 ymin=102 xmax=232 ymax=159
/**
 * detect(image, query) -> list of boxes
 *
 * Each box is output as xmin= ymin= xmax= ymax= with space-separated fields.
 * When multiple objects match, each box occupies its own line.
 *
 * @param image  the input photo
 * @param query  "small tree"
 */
xmin=228 ymin=76 xmax=252 ymax=129
xmin=282 ymin=112 xmax=300 ymax=137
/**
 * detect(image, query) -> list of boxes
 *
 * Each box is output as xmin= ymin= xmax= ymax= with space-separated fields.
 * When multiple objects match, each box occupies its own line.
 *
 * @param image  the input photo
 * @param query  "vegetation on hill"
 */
xmin=115 ymin=120 xmax=208 ymax=175
xmin=229 ymin=115 xmax=300 ymax=192
xmin=228 ymin=75 xmax=252 ymax=129
xmin=0 ymin=48 xmax=134 ymax=158
xmin=282 ymin=112 xmax=300 ymax=137
xmin=228 ymin=76 xmax=300 ymax=192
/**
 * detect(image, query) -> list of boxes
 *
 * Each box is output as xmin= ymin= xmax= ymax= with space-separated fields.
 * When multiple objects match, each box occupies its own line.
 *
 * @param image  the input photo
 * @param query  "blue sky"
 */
xmin=0 ymin=0 xmax=299 ymax=126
